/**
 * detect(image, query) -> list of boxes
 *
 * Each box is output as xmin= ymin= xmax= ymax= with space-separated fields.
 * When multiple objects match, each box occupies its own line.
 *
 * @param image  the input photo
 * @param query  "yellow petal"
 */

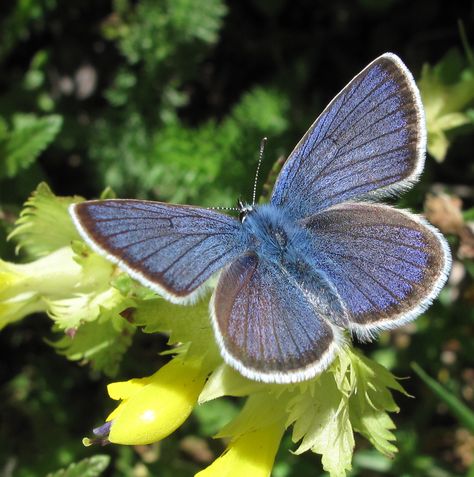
xmin=195 ymin=420 xmax=285 ymax=477
xmin=108 ymin=357 xmax=207 ymax=445
xmin=106 ymin=376 xmax=155 ymax=421
xmin=107 ymin=376 xmax=152 ymax=401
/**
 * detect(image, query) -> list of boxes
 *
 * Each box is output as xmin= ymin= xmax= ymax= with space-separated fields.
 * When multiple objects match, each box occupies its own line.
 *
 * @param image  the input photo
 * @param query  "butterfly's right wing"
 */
xmin=211 ymin=253 xmax=344 ymax=383
xmin=70 ymin=200 xmax=247 ymax=303
xmin=302 ymin=203 xmax=451 ymax=339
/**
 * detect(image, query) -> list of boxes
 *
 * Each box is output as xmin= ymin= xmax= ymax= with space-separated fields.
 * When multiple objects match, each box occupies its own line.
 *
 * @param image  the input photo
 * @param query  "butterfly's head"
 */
xmin=237 ymin=198 xmax=255 ymax=223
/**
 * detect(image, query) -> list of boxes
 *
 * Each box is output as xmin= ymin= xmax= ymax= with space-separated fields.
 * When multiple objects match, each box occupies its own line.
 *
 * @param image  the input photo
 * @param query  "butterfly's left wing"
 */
xmin=303 ymin=203 xmax=451 ymax=339
xmin=70 ymin=200 xmax=247 ymax=303
xmin=271 ymin=53 xmax=425 ymax=218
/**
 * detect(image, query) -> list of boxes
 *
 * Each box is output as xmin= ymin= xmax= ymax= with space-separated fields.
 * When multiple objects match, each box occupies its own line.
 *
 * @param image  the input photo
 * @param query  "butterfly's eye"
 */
xmin=237 ymin=199 xmax=254 ymax=223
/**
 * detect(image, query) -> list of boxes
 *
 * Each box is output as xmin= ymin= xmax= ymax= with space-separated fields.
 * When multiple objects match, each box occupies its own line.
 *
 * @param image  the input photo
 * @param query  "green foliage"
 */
xmin=46 ymin=455 xmax=110 ymax=477
xmin=0 ymin=114 xmax=62 ymax=179
xmin=411 ymin=362 xmax=474 ymax=433
xmin=52 ymin=314 xmax=135 ymax=377
xmin=418 ymin=48 xmax=474 ymax=161
xmin=132 ymin=296 xmax=220 ymax=360
xmin=348 ymin=351 xmax=405 ymax=456
xmin=107 ymin=0 xmax=227 ymax=64
xmin=89 ymin=0 xmax=234 ymax=203
xmin=0 ymin=0 xmax=57 ymax=62
xmin=289 ymin=372 xmax=354 ymax=477
xmin=285 ymin=349 xmax=407 ymax=476
xmin=8 ymin=182 xmax=81 ymax=257
xmin=92 ymin=86 xmax=289 ymax=205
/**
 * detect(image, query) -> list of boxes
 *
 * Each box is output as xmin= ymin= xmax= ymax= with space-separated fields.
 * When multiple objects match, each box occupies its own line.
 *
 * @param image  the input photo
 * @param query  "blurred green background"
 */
xmin=1 ymin=0 xmax=473 ymax=476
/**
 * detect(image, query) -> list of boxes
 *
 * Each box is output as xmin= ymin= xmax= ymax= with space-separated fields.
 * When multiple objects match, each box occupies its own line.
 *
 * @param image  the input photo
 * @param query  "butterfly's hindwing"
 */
xmin=302 ymin=203 xmax=451 ymax=339
xmin=211 ymin=253 xmax=341 ymax=383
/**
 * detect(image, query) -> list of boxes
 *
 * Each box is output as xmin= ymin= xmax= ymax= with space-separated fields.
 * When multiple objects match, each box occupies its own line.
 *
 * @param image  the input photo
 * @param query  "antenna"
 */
xmin=252 ymin=137 xmax=267 ymax=206
xmin=208 ymin=206 xmax=240 ymax=212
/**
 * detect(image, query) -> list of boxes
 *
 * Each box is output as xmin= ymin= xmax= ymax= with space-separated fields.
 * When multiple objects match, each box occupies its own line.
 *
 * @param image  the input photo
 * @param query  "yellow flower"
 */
xmin=105 ymin=356 xmax=209 ymax=445
xmin=196 ymin=420 xmax=285 ymax=477
xmin=0 ymin=247 xmax=82 ymax=329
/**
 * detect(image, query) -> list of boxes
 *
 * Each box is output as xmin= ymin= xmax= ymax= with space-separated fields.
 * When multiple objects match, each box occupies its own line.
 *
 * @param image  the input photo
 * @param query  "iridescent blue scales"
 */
xmin=70 ymin=53 xmax=451 ymax=383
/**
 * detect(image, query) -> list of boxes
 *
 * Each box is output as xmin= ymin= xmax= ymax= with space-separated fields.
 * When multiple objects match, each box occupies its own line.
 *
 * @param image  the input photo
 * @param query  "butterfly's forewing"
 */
xmin=70 ymin=200 xmax=247 ymax=303
xmin=271 ymin=53 xmax=425 ymax=218
xmin=211 ymin=253 xmax=342 ymax=383
xmin=303 ymin=203 xmax=451 ymax=339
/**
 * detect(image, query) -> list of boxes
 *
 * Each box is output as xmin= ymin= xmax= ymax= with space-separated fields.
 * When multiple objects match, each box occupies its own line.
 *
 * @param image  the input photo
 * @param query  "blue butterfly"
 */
xmin=70 ymin=53 xmax=451 ymax=383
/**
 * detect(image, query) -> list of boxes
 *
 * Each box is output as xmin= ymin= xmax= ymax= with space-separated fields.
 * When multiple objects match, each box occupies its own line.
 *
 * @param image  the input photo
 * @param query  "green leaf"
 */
xmin=411 ymin=362 xmax=474 ymax=433
xmin=463 ymin=206 xmax=474 ymax=221
xmin=348 ymin=350 xmax=407 ymax=457
xmin=168 ymin=0 xmax=228 ymax=44
xmin=8 ymin=182 xmax=83 ymax=258
xmin=418 ymin=49 xmax=474 ymax=161
xmin=281 ymin=349 xmax=406 ymax=476
xmin=132 ymin=295 xmax=220 ymax=363
xmin=52 ymin=313 xmax=135 ymax=377
xmin=287 ymin=372 xmax=354 ymax=477
xmin=199 ymin=363 xmax=269 ymax=402
xmin=46 ymin=455 xmax=110 ymax=477
xmin=229 ymin=87 xmax=289 ymax=133
xmin=0 ymin=114 xmax=63 ymax=178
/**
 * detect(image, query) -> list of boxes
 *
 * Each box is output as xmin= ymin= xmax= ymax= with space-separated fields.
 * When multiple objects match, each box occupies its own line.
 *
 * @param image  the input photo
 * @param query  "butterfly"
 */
xmin=70 ymin=53 xmax=451 ymax=384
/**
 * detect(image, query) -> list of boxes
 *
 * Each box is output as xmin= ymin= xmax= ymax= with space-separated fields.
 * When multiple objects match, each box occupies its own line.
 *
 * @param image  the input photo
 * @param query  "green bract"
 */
xmin=1 ymin=184 xmax=409 ymax=476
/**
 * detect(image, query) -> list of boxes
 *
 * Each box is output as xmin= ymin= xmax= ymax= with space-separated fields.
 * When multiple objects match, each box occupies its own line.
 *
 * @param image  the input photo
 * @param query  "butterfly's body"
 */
xmin=241 ymin=204 xmax=311 ymax=274
xmin=71 ymin=53 xmax=451 ymax=383
xmin=239 ymin=203 xmax=348 ymax=326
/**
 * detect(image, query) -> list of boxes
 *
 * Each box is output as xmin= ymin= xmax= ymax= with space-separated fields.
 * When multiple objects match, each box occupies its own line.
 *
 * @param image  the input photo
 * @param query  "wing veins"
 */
xmin=345 ymin=259 xmax=405 ymax=302
xmin=314 ymin=144 xmax=408 ymax=184
xmin=268 ymin=294 xmax=285 ymax=366
xmin=279 ymin=63 xmax=401 ymax=207
xmin=310 ymin=102 xmax=406 ymax=185
xmin=329 ymin=89 xmax=401 ymax=139
xmin=185 ymin=245 xmax=235 ymax=288
xmin=102 ymin=229 xmax=234 ymax=240
xmin=158 ymin=236 xmax=213 ymax=276
xmin=135 ymin=234 xmax=199 ymax=264
xmin=323 ymin=249 xmax=421 ymax=283
xmin=281 ymin=73 xmax=361 ymax=202
xmin=317 ymin=172 xmax=403 ymax=206
xmin=94 ymin=203 xmax=237 ymax=228
xmin=314 ymin=230 xmax=426 ymax=250
xmin=321 ymin=73 xmax=391 ymax=149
